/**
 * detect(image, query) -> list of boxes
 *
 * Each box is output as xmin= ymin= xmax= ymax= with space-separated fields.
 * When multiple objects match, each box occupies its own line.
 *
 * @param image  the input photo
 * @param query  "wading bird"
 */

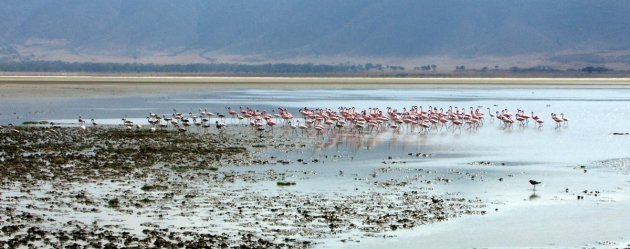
xmin=529 ymin=179 xmax=541 ymax=190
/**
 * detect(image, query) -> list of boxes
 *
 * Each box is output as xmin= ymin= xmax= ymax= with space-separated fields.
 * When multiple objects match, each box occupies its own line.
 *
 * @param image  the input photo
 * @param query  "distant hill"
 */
xmin=2 ymin=0 xmax=630 ymax=71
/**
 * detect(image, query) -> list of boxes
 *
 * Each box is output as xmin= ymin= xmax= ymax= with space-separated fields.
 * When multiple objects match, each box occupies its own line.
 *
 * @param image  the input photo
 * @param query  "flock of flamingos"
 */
xmin=80 ymin=105 xmax=569 ymax=135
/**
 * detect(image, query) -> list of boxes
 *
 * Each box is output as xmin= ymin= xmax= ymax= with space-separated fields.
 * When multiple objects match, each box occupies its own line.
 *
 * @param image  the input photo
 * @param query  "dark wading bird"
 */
xmin=529 ymin=180 xmax=541 ymax=190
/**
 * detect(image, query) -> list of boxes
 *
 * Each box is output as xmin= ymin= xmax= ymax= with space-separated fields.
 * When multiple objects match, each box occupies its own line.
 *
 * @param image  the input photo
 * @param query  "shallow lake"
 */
xmin=4 ymin=85 xmax=630 ymax=164
xmin=2 ymin=83 xmax=630 ymax=248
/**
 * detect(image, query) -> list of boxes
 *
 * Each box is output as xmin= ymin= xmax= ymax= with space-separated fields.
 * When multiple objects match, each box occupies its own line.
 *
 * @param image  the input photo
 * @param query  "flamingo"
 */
xmin=201 ymin=122 xmax=211 ymax=132
xmin=228 ymin=107 xmax=237 ymax=119
xmin=175 ymin=124 xmax=187 ymax=132
xmin=287 ymin=121 xmax=298 ymax=135
xmin=296 ymin=120 xmax=308 ymax=135
xmin=438 ymin=116 xmax=448 ymax=131
xmin=217 ymin=113 xmax=226 ymax=123
xmin=388 ymin=122 xmax=400 ymax=134
xmin=215 ymin=120 xmax=226 ymax=130
xmin=163 ymin=115 xmax=172 ymax=124
xmin=70 ymin=105 xmax=570 ymax=143
xmin=487 ymin=108 xmax=495 ymax=122
xmin=335 ymin=120 xmax=345 ymax=131
xmin=355 ymin=121 xmax=365 ymax=134
xmin=551 ymin=113 xmax=563 ymax=128
xmin=419 ymin=120 xmax=431 ymax=134
xmin=314 ymin=124 xmax=325 ymax=135
xmin=531 ymin=112 xmax=540 ymax=122
xmin=122 ymin=116 xmax=133 ymax=126
xmin=503 ymin=117 xmax=514 ymax=129
xmin=451 ymin=119 xmax=463 ymax=132
xmin=560 ymin=113 xmax=569 ymax=126
xmin=156 ymin=119 xmax=167 ymax=129
xmin=266 ymin=118 xmax=276 ymax=132
xmin=535 ymin=118 xmax=544 ymax=128
xmin=515 ymin=115 xmax=527 ymax=126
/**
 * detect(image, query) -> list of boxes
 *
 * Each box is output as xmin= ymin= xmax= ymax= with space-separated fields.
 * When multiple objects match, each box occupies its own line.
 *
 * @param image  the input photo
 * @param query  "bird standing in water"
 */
xmin=529 ymin=180 xmax=541 ymax=190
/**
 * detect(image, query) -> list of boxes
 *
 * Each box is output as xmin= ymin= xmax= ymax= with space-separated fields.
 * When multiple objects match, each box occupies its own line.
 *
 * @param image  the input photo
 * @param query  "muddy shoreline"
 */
xmin=2 ymin=76 xmax=629 ymax=103
xmin=2 ymin=75 xmax=630 ymax=84
xmin=0 ymin=126 xmax=487 ymax=248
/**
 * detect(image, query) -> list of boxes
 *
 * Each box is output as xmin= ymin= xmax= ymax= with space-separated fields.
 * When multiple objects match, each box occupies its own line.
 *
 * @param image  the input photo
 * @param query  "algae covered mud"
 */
xmin=1 ymin=77 xmax=630 ymax=248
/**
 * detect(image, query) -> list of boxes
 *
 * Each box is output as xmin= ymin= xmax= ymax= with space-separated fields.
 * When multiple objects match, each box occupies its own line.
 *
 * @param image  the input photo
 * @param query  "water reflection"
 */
xmin=4 ymin=87 xmax=630 ymax=165
xmin=310 ymin=130 xmax=423 ymax=153
xmin=529 ymin=191 xmax=541 ymax=201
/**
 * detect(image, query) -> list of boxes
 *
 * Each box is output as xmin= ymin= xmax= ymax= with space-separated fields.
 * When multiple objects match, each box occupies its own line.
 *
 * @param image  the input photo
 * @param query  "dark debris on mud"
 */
xmin=0 ymin=127 xmax=253 ymax=183
xmin=1 ymin=126 xmax=487 ymax=248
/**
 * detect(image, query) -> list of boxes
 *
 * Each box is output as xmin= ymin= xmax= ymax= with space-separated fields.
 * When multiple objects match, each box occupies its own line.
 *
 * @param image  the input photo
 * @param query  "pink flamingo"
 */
xmin=515 ymin=114 xmax=527 ymax=126
xmin=551 ymin=113 xmax=563 ymax=128
xmin=314 ymin=124 xmax=324 ymax=135
xmin=451 ymin=119 xmax=463 ymax=132
xmin=228 ymin=107 xmax=237 ymax=119
xmin=266 ymin=118 xmax=276 ymax=132
xmin=536 ymin=118 xmax=544 ymax=128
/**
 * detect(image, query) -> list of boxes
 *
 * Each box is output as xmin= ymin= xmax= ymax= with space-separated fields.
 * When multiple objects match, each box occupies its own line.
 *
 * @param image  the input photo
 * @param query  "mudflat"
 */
xmin=1 ymin=75 xmax=629 ymax=100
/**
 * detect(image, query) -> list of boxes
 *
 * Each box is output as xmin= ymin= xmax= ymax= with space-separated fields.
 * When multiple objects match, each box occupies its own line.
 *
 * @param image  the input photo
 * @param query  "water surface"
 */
xmin=2 ymin=83 xmax=630 ymax=248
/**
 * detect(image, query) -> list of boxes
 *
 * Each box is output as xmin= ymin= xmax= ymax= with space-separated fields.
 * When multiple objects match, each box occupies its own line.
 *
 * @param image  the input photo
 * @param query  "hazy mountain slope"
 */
xmin=2 ymin=0 xmax=630 ymax=65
